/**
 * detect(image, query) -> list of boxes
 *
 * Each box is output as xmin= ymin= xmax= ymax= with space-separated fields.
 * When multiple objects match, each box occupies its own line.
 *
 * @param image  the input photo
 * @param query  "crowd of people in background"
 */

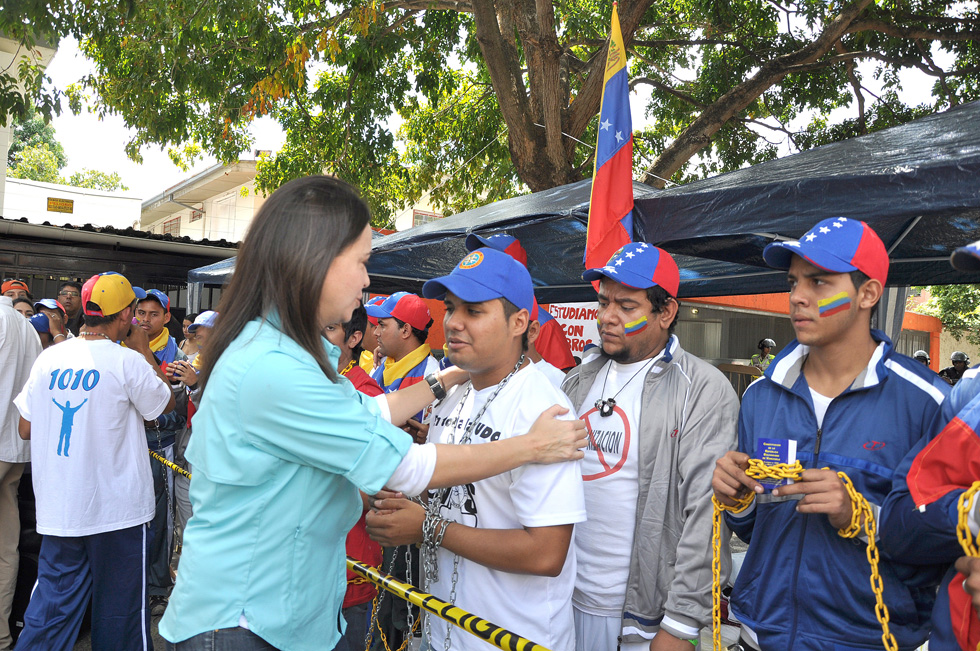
xmin=2 ymin=175 xmax=980 ymax=651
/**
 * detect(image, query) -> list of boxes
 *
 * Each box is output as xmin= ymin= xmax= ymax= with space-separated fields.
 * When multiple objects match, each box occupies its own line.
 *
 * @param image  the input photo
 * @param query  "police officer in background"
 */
xmin=913 ymin=350 xmax=930 ymax=366
xmin=749 ymin=338 xmax=776 ymax=371
xmin=939 ymin=351 xmax=970 ymax=385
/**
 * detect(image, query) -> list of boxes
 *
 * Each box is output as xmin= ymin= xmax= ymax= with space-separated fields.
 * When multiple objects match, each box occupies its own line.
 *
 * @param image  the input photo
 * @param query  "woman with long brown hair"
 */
xmin=159 ymin=176 xmax=585 ymax=651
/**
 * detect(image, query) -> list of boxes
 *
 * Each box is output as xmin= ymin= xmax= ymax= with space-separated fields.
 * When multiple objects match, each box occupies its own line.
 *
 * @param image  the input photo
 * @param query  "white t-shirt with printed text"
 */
xmin=14 ymin=338 xmax=172 ymax=536
xmin=427 ymin=362 xmax=587 ymax=651
xmin=573 ymin=356 xmax=657 ymax=616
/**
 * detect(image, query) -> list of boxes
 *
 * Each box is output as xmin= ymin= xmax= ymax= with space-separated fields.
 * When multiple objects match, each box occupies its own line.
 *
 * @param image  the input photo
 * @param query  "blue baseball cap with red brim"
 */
xmin=763 ymin=217 xmax=889 ymax=285
xmin=582 ymin=242 xmax=680 ymax=297
xmin=465 ymin=233 xmax=528 ymax=267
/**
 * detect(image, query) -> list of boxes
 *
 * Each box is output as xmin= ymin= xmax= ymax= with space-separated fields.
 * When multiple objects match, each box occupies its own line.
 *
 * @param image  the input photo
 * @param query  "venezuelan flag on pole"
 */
xmin=584 ymin=2 xmax=633 ymax=272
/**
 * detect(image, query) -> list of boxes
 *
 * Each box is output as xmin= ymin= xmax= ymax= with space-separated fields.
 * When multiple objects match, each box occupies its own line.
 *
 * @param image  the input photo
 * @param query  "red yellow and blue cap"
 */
xmin=763 ymin=217 xmax=889 ymax=285
xmin=364 ymin=295 xmax=387 ymax=326
xmin=365 ymin=291 xmax=432 ymax=331
xmin=81 ymin=272 xmax=146 ymax=317
xmin=465 ymin=233 xmax=528 ymax=267
xmin=423 ymin=248 xmax=534 ymax=313
xmin=951 ymin=240 xmax=980 ymax=272
xmin=582 ymin=242 xmax=680 ymax=298
xmin=140 ymin=289 xmax=171 ymax=312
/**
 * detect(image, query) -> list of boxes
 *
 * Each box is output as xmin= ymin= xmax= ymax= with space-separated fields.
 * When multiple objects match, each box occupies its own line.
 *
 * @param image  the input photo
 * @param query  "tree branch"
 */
xmin=641 ymin=0 xmax=875 ymax=187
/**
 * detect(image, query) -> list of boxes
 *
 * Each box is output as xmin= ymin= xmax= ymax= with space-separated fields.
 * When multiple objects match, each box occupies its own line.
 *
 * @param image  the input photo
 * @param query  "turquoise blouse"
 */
xmin=159 ymin=316 xmax=412 ymax=650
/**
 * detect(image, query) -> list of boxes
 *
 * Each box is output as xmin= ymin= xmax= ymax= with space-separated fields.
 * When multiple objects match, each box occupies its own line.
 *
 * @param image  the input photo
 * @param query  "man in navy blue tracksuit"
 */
xmin=712 ymin=218 xmax=950 ymax=650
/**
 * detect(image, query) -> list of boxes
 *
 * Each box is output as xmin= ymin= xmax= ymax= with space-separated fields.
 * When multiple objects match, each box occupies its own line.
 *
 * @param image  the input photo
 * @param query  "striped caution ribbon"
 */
xmin=347 ymin=557 xmax=551 ymax=651
xmin=148 ymin=449 xmax=192 ymax=479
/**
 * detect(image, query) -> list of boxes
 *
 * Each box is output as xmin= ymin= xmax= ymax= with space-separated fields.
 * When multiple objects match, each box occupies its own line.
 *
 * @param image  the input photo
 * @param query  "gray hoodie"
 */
xmin=562 ymin=336 xmax=739 ymax=643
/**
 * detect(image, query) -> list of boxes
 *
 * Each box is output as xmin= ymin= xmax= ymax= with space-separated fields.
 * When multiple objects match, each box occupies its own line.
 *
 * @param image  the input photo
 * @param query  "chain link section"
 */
xmin=710 ymin=460 xmax=898 ymax=651
xmin=421 ymin=354 xmax=526 ymax=651
xmin=955 ymin=481 xmax=980 ymax=651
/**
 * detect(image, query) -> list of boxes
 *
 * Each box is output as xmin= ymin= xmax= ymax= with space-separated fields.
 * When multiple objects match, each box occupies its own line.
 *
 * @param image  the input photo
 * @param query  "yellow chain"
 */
xmin=956 ymin=481 xmax=980 ymax=557
xmin=366 ymin=593 xmax=420 ymax=651
xmin=711 ymin=461 xmax=898 ymax=651
xmin=955 ymin=482 xmax=980 ymax=651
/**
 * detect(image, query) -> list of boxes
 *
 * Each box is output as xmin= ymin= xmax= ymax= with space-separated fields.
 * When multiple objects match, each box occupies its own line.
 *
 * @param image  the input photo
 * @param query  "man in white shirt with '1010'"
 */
xmin=13 ymin=272 xmax=175 ymax=651
xmin=366 ymin=247 xmax=587 ymax=651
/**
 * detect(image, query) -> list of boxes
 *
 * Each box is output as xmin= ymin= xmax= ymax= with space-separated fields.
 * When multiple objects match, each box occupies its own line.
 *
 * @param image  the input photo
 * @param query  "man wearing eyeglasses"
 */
xmin=57 ymin=281 xmax=84 ymax=336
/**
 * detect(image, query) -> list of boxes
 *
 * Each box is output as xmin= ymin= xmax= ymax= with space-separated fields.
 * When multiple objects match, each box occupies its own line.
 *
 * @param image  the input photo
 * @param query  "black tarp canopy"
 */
xmin=189 ymin=100 xmax=980 ymax=303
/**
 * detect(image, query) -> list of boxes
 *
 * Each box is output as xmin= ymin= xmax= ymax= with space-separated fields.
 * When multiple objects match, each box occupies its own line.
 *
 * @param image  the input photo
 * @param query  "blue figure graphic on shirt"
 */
xmin=52 ymin=398 xmax=87 ymax=457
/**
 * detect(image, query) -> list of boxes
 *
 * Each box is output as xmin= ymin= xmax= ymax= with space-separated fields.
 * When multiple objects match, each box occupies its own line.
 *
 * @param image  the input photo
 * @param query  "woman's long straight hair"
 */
xmin=198 ymin=176 xmax=371 ymax=392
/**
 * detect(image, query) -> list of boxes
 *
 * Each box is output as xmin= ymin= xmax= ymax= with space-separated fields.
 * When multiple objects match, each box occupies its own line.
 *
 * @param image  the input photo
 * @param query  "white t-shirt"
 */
xmin=427 ymin=363 xmax=586 ymax=651
xmin=809 ymin=388 xmax=833 ymax=428
xmin=533 ymin=358 xmax=568 ymax=390
xmin=573 ymin=357 xmax=656 ymax=615
xmin=14 ymin=338 xmax=172 ymax=536
xmin=0 ymin=297 xmax=41 ymax=463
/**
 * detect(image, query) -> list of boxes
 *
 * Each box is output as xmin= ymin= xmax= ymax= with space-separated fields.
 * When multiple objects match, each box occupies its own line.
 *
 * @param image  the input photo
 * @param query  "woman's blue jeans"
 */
xmin=165 ymin=627 xmax=278 ymax=650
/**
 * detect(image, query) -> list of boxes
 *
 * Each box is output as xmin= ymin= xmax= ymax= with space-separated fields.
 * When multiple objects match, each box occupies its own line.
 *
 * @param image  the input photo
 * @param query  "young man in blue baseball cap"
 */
xmin=366 ymin=247 xmax=586 ymax=651
xmin=712 ymin=217 xmax=950 ymax=651
xmin=465 ymin=232 xmax=577 ymax=372
xmin=562 ymin=242 xmax=739 ymax=651
xmin=136 ymin=288 xmax=188 ymax=615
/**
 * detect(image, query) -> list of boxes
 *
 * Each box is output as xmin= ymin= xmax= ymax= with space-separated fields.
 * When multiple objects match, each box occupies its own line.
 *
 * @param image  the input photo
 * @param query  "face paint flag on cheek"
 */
xmin=818 ymin=291 xmax=851 ymax=317
xmin=624 ymin=315 xmax=649 ymax=336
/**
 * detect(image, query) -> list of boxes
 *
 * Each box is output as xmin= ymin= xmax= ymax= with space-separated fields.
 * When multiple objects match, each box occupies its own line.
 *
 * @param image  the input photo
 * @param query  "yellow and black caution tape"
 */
xmin=347 ymin=557 xmax=552 ymax=651
xmin=148 ymin=449 xmax=192 ymax=479
xmin=956 ymin=482 xmax=980 ymax=651
xmin=711 ymin=460 xmax=898 ymax=651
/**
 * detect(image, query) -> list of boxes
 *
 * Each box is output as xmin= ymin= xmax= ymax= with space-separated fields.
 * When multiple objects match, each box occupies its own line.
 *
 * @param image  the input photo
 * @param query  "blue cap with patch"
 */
xmin=423 ymin=248 xmax=534 ymax=312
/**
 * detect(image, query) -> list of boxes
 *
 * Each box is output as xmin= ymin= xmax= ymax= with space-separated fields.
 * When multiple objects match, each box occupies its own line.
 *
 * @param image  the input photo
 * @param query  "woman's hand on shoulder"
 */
xmin=524 ymin=405 xmax=587 ymax=464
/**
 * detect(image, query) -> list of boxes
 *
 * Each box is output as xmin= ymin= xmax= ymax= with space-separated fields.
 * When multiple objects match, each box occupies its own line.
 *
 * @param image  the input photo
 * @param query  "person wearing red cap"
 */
xmin=12 ymin=271 xmax=176 ymax=651
xmin=366 ymin=291 xmax=440 ymax=421
xmin=1 ymin=279 xmax=30 ymax=301
xmin=562 ymin=242 xmax=739 ymax=651
xmin=466 ymin=233 xmax=577 ymax=372
xmin=712 ymin=217 xmax=951 ymax=651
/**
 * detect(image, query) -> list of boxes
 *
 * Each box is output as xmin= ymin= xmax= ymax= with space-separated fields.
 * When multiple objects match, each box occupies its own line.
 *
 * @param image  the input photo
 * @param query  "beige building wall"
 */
xmin=939 ymin=330 xmax=980 ymax=368
xmin=144 ymin=181 xmax=266 ymax=242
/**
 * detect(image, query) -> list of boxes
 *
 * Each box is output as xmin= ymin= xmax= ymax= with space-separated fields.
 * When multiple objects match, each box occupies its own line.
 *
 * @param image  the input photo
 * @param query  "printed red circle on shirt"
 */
xmin=581 ymin=405 xmax=631 ymax=481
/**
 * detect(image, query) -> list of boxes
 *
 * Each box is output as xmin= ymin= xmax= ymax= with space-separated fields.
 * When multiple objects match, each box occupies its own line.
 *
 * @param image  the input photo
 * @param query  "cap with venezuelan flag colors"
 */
xmin=582 ymin=242 xmax=680 ymax=298
xmin=763 ymin=217 xmax=889 ymax=285
xmin=365 ymin=291 xmax=432 ymax=331
xmin=81 ymin=272 xmax=146 ymax=317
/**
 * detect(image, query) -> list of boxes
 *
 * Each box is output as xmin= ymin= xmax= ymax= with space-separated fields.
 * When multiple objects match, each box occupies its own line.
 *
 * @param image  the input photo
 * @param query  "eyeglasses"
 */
xmin=59 ymin=291 xmax=80 ymax=297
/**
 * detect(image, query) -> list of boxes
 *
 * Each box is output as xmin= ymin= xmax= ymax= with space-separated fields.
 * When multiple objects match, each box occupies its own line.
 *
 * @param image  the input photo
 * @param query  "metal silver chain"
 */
xmin=421 ymin=354 xmax=526 ymax=651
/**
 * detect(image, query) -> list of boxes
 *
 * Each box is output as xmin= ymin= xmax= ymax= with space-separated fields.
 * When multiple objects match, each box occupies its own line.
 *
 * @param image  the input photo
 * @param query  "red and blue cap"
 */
xmin=423 ymin=248 xmax=534 ymax=313
xmin=465 ymin=233 xmax=528 ymax=267
xmin=365 ymin=291 xmax=432 ymax=331
xmin=582 ymin=242 xmax=680 ymax=298
xmin=81 ymin=272 xmax=146 ymax=317
xmin=951 ymin=240 xmax=980 ymax=272
xmin=140 ymin=289 xmax=171 ymax=312
xmin=33 ymin=298 xmax=66 ymax=317
xmin=364 ymin=295 xmax=387 ymax=326
xmin=763 ymin=217 xmax=889 ymax=285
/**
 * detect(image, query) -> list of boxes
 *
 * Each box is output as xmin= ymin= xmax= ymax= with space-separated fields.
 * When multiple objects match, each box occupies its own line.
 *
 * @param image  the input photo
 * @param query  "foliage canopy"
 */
xmin=3 ymin=0 xmax=978 ymax=222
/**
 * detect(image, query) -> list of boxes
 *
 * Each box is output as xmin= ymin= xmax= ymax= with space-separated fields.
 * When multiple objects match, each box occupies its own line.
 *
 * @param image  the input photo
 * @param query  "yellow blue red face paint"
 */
xmin=624 ymin=316 xmax=649 ymax=336
xmin=818 ymin=291 xmax=851 ymax=317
